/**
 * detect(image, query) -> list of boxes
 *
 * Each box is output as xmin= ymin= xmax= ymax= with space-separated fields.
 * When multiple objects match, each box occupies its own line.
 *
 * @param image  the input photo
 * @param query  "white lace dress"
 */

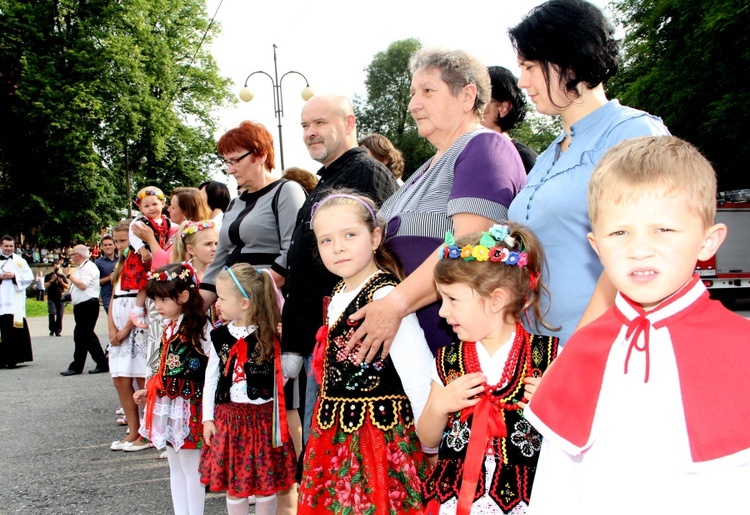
xmin=139 ymin=317 xmax=211 ymax=451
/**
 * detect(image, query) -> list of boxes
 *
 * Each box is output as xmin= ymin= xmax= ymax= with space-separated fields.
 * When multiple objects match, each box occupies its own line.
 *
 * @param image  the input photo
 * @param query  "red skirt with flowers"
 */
xmin=120 ymin=251 xmax=150 ymax=291
xmin=199 ymin=401 xmax=297 ymax=497
xmin=298 ymin=400 xmax=429 ymax=515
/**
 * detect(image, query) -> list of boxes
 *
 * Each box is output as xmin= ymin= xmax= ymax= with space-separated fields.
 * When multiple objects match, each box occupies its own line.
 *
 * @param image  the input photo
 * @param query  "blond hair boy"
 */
xmin=525 ymin=136 xmax=750 ymax=514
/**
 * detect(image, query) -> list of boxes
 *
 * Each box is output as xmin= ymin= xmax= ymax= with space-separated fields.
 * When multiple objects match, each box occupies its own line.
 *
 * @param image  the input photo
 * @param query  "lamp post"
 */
xmin=239 ymin=44 xmax=314 ymax=170
xmin=125 ymin=145 xmax=147 ymax=219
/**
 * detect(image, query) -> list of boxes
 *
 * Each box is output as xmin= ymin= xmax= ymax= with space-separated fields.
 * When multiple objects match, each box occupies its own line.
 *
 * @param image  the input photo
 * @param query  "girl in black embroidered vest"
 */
xmin=298 ymin=191 xmax=433 ymax=515
xmin=419 ymin=223 xmax=559 ymax=515
xmin=133 ymin=262 xmax=209 ymax=515
xmin=122 ymin=186 xmax=171 ymax=329
xmin=199 ymin=263 xmax=296 ymax=515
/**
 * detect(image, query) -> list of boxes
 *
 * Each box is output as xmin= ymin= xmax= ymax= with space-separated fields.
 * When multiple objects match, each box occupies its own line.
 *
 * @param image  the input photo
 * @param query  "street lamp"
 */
xmin=239 ymin=44 xmax=314 ymax=170
xmin=125 ymin=145 xmax=147 ymax=219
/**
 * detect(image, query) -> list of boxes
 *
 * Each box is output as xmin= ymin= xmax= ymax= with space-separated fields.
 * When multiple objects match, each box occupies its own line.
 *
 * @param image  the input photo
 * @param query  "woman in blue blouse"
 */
xmin=506 ymin=0 xmax=670 ymax=346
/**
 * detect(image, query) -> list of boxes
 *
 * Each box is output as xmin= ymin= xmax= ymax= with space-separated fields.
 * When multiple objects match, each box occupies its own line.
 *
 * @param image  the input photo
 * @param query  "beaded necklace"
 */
xmin=463 ymin=322 xmax=532 ymax=410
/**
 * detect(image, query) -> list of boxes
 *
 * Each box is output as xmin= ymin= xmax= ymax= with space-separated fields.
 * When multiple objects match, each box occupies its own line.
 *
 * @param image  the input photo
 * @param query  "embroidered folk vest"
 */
xmin=210 ymin=325 xmax=274 ymax=404
xmin=424 ymin=333 xmax=558 ymax=512
xmin=158 ymin=331 xmax=208 ymax=400
xmin=316 ymin=272 xmax=414 ymax=434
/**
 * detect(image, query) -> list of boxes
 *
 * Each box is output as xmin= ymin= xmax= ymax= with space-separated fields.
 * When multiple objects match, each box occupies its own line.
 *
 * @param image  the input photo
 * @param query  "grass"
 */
xmin=26 ymin=298 xmax=74 ymax=317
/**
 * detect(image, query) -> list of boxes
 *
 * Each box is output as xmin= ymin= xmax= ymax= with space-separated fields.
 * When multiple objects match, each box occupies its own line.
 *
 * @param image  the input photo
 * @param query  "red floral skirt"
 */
xmin=199 ymin=401 xmax=297 ymax=497
xmin=120 ymin=251 xmax=150 ymax=291
xmin=298 ymin=402 xmax=429 ymax=514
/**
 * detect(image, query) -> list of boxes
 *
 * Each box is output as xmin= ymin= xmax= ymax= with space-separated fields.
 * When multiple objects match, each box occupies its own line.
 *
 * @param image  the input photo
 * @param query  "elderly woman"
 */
xmin=353 ymin=48 xmax=527 ymax=356
xmin=506 ymin=0 xmax=669 ymax=346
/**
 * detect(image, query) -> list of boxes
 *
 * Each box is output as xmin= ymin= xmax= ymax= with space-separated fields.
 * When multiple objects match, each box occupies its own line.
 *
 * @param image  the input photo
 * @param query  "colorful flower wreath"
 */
xmin=135 ymin=189 xmax=166 ymax=205
xmin=181 ymin=220 xmax=215 ymax=239
xmin=438 ymin=224 xmax=529 ymax=267
xmin=147 ymin=262 xmax=198 ymax=287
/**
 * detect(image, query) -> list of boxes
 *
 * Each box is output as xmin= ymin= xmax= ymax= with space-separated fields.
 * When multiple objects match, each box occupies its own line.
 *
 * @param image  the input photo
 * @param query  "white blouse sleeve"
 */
xmin=372 ymin=286 xmax=434 ymax=425
xmin=202 ymin=344 xmax=219 ymax=423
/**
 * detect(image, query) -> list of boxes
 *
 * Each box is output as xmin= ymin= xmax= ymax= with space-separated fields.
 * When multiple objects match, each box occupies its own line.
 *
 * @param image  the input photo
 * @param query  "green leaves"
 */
xmin=0 ymin=0 xmax=232 ymax=244
xmin=609 ymin=0 xmax=750 ymax=191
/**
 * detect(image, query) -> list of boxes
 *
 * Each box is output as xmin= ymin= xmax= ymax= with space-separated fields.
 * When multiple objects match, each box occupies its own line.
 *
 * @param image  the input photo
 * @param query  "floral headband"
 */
xmin=147 ymin=262 xmax=198 ymax=287
xmin=181 ymin=220 xmax=215 ymax=239
xmin=134 ymin=189 xmax=166 ymax=206
xmin=438 ymin=224 xmax=529 ymax=267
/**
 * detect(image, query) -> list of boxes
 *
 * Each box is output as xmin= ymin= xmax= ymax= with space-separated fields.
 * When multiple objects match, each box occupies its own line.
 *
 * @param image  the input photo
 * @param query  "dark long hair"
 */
xmin=145 ymin=263 xmax=207 ymax=350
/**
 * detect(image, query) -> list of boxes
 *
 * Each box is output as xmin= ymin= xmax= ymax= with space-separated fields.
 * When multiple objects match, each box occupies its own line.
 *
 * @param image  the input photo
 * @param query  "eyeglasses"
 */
xmin=222 ymin=150 xmax=253 ymax=167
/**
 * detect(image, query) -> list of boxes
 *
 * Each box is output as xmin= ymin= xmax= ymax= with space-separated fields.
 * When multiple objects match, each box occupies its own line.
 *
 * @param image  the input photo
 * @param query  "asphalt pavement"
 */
xmin=0 ymin=307 xmax=229 ymax=514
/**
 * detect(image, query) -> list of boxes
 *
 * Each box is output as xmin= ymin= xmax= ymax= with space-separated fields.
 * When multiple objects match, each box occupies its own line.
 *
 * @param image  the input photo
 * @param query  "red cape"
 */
xmin=527 ymin=276 xmax=750 ymax=463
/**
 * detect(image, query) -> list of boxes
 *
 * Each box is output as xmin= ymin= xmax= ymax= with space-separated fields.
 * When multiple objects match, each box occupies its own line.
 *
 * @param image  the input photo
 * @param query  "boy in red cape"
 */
xmin=525 ymin=136 xmax=750 ymax=514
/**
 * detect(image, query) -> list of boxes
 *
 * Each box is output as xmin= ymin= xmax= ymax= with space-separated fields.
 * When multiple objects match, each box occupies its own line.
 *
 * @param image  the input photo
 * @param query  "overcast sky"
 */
xmin=204 ymin=0 xmax=612 ymax=189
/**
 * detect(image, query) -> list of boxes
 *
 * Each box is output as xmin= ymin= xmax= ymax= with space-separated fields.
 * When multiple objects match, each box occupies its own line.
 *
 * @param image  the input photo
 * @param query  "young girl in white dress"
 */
xmin=108 ymin=220 xmax=149 ymax=451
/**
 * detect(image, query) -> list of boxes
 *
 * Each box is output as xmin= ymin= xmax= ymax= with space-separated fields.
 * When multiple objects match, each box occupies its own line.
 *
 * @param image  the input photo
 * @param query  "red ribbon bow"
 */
xmin=624 ymin=314 xmax=651 ymax=383
xmin=456 ymin=390 xmax=507 ymax=515
xmin=225 ymin=337 xmax=248 ymax=382
xmin=311 ymin=325 xmax=328 ymax=385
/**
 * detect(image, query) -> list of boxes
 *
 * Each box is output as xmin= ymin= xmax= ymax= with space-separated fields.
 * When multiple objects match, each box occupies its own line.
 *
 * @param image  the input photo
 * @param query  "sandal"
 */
xmin=117 ymin=416 xmax=127 ymax=426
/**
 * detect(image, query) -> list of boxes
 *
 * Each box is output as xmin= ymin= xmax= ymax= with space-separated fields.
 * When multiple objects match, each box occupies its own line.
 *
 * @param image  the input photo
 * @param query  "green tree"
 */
xmin=608 ymin=0 xmax=750 ymax=191
xmin=510 ymin=109 xmax=562 ymax=156
xmin=0 ymin=0 xmax=232 ymax=245
xmin=353 ymin=38 xmax=434 ymax=179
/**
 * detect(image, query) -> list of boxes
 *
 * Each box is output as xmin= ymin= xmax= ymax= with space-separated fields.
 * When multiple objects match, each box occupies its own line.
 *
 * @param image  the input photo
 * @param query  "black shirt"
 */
xmin=281 ymin=147 xmax=398 ymax=355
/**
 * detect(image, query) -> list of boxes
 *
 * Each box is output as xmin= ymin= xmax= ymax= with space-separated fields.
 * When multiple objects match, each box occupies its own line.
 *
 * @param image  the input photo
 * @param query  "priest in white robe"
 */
xmin=0 ymin=235 xmax=34 ymax=368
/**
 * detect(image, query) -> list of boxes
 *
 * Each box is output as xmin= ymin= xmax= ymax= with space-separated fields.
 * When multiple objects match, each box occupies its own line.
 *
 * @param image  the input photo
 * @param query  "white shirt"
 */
xmin=0 ymin=253 xmax=33 ymax=316
xmin=70 ymin=260 xmax=100 ymax=304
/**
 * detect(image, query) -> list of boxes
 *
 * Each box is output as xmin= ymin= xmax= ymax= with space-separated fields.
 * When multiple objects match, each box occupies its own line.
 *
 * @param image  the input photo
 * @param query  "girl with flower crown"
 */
xmin=172 ymin=220 xmax=219 ymax=282
xmin=123 ymin=186 xmax=171 ymax=330
xmin=133 ymin=262 xmax=211 ymax=515
xmin=419 ymin=222 xmax=559 ymax=515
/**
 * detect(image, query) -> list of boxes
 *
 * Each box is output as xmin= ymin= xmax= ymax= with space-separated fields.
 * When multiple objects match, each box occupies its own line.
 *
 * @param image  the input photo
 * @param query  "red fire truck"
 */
xmin=696 ymin=190 xmax=750 ymax=307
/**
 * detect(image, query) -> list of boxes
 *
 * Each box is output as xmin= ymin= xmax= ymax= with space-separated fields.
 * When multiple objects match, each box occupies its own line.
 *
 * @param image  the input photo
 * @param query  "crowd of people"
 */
xmin=2 ymin=1 xmax=749 ymax=513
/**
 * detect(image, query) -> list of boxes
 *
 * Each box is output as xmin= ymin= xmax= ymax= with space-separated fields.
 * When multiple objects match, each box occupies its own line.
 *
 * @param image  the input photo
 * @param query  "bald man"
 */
xmin=284 ymin=94 xmax=399 ymax=444
xmin=60 ymin=244 xmax=108 ymax=376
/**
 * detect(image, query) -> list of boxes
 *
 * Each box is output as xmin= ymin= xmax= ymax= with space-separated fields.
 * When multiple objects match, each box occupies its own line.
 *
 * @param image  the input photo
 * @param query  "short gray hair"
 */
xmin=74 ymin=245 xmax=90 ymax=259
xmin=409 ymin=47 xmax=491 ymax=116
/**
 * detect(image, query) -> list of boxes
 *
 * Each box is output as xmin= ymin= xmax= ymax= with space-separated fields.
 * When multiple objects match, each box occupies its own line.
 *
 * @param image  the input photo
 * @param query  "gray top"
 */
xmin=202 ymin=179 xmax=306 ymax=291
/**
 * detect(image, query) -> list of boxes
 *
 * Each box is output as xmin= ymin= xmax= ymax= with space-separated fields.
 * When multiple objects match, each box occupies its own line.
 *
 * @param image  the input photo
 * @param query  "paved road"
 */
xmin=0 ymin=308 xmax=228 ymax=514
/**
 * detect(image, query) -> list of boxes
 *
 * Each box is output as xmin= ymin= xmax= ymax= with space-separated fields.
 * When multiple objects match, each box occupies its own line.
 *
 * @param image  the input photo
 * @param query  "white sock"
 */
xmin=254 ymin=494 xmax=277 ymax=515
xmin=226 ymin=496 xmax=249 ymax=515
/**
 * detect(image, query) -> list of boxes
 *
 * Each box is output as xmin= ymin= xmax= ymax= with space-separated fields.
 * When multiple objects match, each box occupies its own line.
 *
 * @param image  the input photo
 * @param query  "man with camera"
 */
xmin=44 ymin=258 xmax=70 ymax=337
xmin=60 ymin=245 xmax=108 ymax=376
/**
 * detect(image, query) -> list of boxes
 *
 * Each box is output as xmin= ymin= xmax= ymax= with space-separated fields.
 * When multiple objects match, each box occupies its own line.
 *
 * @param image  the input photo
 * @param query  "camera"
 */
xmin=62 ymin=259 xmax=70 ymax=267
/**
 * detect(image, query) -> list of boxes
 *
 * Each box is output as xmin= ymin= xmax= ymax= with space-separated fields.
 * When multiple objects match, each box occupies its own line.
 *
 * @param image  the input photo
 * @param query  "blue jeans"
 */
xmin=303 ymin=353 xmax=319 ymax=445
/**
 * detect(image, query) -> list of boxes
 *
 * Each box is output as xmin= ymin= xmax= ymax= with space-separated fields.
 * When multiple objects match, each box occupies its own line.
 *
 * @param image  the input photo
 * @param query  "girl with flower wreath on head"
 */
xmin=418 ymin=222 xmax=559 ymax=515
xmin=123 ymin=186 xmax=171 ymax=329
xmin=133 ymin=262 xmax=211 ymax=515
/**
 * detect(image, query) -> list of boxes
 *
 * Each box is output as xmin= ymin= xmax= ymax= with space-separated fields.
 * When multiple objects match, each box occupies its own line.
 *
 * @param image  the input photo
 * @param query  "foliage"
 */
xmin=0 ymin=0 xmax=233 ymax=245
xmin=608 ymin=0 xmax=750 ymax=190
xmin=353 ymin=38 xmax=434 ymax=179
xmin=510 ymin=109 xmax=562 ymax=155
